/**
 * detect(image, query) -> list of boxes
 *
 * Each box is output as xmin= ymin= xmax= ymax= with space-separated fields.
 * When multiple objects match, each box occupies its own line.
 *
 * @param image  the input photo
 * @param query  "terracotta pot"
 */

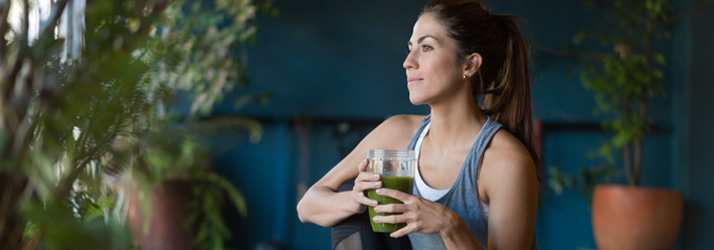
xmin=128 ymin=181 xmax=193 ymax=250
xmin=592 ymin=184 xmax=683 ymax=250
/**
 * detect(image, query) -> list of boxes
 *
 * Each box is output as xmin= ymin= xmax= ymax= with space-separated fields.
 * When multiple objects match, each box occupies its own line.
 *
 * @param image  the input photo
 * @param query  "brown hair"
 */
xmin=422 ymin=0 xmax=542 ymax=184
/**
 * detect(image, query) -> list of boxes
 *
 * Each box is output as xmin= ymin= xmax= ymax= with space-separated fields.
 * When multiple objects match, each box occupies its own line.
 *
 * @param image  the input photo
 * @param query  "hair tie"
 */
xmin=494 ymin=14 xmax=515 ymax=33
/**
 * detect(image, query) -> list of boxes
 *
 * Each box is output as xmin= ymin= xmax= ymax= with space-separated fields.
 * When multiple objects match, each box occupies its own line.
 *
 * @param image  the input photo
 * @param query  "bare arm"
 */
xmin=480 ymin=132 xmax=539 ymax=249
xmin=295 ymin=157 xmax=373 ymax=227
xmin=296 ymin=115 xmax=421 ymax=227
xmin=439 ymin=217 xmax=485 ymax=250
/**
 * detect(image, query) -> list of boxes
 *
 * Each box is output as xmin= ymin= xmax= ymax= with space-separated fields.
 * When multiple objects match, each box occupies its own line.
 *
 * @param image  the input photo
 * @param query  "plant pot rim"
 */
xmin=595 ymin=184 xmax=681 ymax=194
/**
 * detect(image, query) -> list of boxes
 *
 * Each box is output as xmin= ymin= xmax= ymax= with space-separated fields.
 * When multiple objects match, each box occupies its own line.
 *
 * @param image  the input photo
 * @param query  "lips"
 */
xmin=407 ymin=77 xmax=424 ymax=83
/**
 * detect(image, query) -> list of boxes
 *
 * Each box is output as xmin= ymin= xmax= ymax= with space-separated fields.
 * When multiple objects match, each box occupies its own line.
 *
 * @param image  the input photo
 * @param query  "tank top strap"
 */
xmin=406 ymin=115 xmax=431 ymax=151
xmin=470 ymin=117 xmax=503 ymax=169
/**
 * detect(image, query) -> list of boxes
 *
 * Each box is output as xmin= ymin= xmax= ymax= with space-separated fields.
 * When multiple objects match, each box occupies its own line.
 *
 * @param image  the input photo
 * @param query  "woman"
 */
xmin=297 ymin=0 xmax=540 ymax=249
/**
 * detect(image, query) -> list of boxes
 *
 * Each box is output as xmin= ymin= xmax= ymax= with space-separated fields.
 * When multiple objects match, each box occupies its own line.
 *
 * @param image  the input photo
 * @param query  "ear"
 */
xmin=462 ymin=53 xmax=482 ymax=78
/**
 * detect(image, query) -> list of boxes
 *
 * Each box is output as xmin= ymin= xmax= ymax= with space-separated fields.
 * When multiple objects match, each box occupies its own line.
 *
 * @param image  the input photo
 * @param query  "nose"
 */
xmin=403 ymin=50 xmax=417 ymax=70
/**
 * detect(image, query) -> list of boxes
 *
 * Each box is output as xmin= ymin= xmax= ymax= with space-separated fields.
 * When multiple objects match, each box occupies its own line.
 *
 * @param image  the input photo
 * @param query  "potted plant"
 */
xmin=0 ymin=0 xmax=275 ymax=249
xmin=124 ymin=129 xmax=255 ymax=250
xmin=113 ymin=0 xmax=277 ymax=249
xmin=567 ymin=0 xmax=683 ymax=249
xmin=0 ymin=1 xmax=177 ymax=249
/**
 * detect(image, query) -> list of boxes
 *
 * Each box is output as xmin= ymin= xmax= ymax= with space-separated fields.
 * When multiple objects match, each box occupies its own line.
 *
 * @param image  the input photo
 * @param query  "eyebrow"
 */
xmin=408 ymin=35 xmax=438 ymax=46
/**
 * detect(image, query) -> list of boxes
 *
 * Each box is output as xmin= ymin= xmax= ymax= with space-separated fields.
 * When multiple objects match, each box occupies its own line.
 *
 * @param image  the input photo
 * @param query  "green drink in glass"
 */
xmin=366 ymin=149 xmax=416 ymax=232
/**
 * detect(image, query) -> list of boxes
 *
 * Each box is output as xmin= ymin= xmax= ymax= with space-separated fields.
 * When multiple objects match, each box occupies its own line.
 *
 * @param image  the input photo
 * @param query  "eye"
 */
xmin=421 ymin=45 xmax=433 ymax=52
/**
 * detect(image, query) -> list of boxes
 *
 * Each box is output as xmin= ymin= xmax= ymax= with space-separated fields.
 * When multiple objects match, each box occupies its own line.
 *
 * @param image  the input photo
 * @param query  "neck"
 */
xmin=427 ymin=91 xmax=488 ymax=150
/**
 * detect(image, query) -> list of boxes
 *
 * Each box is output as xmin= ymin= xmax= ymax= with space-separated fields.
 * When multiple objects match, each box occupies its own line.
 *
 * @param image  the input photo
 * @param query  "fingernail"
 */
xmin=376 ymin=189 xmax=383 ymax=194
xmin=372 ymin=200 xmax=378 ymax=206
xmin=373 ymin=174 xmax=380 ymax=178
xmin=374 ymin=182 xmax=381 ymax=187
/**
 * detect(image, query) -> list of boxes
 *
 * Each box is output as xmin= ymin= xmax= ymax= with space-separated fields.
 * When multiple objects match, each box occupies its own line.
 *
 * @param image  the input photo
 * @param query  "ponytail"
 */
xmin=482 ymin=15 xmax=542 ymax=185
xmin=422 ymin=1 xmax=542 ymax=185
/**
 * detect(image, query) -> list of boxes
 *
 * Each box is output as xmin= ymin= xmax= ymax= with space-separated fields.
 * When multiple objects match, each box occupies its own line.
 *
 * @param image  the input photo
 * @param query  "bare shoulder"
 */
xmin=380 ymin=114 xmax=425 ymax=129
xmin=480 ymin=129 xmax=537 ymax=199
xmin=485 ymin=129 xmax=534 ymax=166
xmin=367 ymin=114 xmax=425 ymax=149
xmin=310 ymin=114 xmax=426 ymax=189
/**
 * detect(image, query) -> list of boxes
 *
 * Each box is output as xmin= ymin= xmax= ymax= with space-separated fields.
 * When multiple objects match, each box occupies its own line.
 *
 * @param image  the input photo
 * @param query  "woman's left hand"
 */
xmin=371 ymin=188 xmax=459 ymax=238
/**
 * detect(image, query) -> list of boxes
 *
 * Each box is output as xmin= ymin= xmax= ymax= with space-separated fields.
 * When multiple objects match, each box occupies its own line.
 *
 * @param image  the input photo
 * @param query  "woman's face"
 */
xmin=403 ymin=13 xmax=466 ymax=105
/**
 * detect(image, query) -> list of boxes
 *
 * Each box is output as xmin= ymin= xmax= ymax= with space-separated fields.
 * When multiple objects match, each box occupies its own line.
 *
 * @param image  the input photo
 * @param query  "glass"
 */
xmin=366 ymin=149 xmax=416 ymax=232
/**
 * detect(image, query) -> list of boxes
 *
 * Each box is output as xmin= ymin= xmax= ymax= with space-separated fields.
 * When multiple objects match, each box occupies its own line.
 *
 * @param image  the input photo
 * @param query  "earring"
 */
xmin=462 ymin=75 xmax=468 ymax=80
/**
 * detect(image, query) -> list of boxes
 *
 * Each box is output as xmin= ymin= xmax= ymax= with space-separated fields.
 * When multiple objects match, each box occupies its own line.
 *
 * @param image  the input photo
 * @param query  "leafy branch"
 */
xmin=0 ymin=0 xmax=276 ymax=249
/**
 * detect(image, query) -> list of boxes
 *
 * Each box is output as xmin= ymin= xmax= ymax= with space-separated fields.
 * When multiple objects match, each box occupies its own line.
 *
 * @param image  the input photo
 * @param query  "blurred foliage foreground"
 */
xmin=0 ymin=0 xmax=275 ymax=249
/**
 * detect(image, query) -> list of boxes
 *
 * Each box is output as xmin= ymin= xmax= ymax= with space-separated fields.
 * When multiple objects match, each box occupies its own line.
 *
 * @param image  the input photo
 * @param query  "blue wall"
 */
xmin=207 ymin=0 xmax=711 ymax=249
xmin=215 ymin=0 xmax=428 ymax=118
xmin=679 ymin=0 xmax=714 ymax=248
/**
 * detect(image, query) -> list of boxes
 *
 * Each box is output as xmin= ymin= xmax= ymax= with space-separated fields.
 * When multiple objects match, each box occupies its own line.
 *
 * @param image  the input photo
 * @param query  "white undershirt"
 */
xmin=414 ymin=122 xmax=490 ymax=217
xmin=414 ymin=123 xmax=451 ymax=201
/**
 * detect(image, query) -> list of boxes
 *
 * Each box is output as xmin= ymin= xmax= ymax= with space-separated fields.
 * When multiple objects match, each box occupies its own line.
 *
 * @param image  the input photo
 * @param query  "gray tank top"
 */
xmin=405 ymin=115 xmax=500 ymax=250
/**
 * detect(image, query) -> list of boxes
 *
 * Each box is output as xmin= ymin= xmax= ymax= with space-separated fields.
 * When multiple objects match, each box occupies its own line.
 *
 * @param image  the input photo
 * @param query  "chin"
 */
xmin=408 ymin=95 xmax=427 ymax=106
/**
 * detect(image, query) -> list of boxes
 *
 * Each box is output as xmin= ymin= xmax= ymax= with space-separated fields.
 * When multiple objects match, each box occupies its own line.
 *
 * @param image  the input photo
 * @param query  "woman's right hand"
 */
xmin=349 ymin=159 xmax=381 ymax=214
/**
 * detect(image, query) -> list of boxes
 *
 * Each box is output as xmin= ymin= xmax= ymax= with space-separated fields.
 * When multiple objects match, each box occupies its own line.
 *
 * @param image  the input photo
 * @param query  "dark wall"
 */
xmin=215 ymin=0 xmax=428 ymax=118
xmin=680 ymin=0 xmax=714 ymax=248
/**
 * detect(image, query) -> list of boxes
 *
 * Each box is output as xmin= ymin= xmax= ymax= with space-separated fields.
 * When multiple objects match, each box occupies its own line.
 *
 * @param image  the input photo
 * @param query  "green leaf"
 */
xmin=549 ymin=178 xmax=564 ymax=196
xmin=654 ymin=53 xmax=666 ymax=65
xmin=238 ymin=26 xmax=257 ymax=42
xmin=653 ymin=70 xmax=663 ymax=80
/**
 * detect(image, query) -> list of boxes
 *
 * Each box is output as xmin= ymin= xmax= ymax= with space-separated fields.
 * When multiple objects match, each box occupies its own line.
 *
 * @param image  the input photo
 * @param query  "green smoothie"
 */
xmin=367 ymin=176 xmax=415 ymax=232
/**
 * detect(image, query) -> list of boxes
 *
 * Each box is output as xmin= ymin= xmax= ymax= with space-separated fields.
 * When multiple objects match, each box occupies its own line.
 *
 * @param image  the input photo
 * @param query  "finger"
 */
xmin=376 ymin=188 xmax=411 ymax=202
xmin=353 ymin=192 xmax=378 ymax=207
xmin=374 ymin=203 xmax=407 ymax=213
xmin=353 ymin=178 xmax=382 ymax=192
xmin=390 ymin=225 xmax=414 ymax=238
xmin=356 ymin=171 xmax=381 ymax=182
xmin=372 ymin=213 xmax=408 ymax=225
xmin=357 ymin=158 xmax=369 ymax=172
xmin=354 ymin=171 xmax=381 ymax=193
xmin=352 ymin=185 xmax=378 ymax=206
